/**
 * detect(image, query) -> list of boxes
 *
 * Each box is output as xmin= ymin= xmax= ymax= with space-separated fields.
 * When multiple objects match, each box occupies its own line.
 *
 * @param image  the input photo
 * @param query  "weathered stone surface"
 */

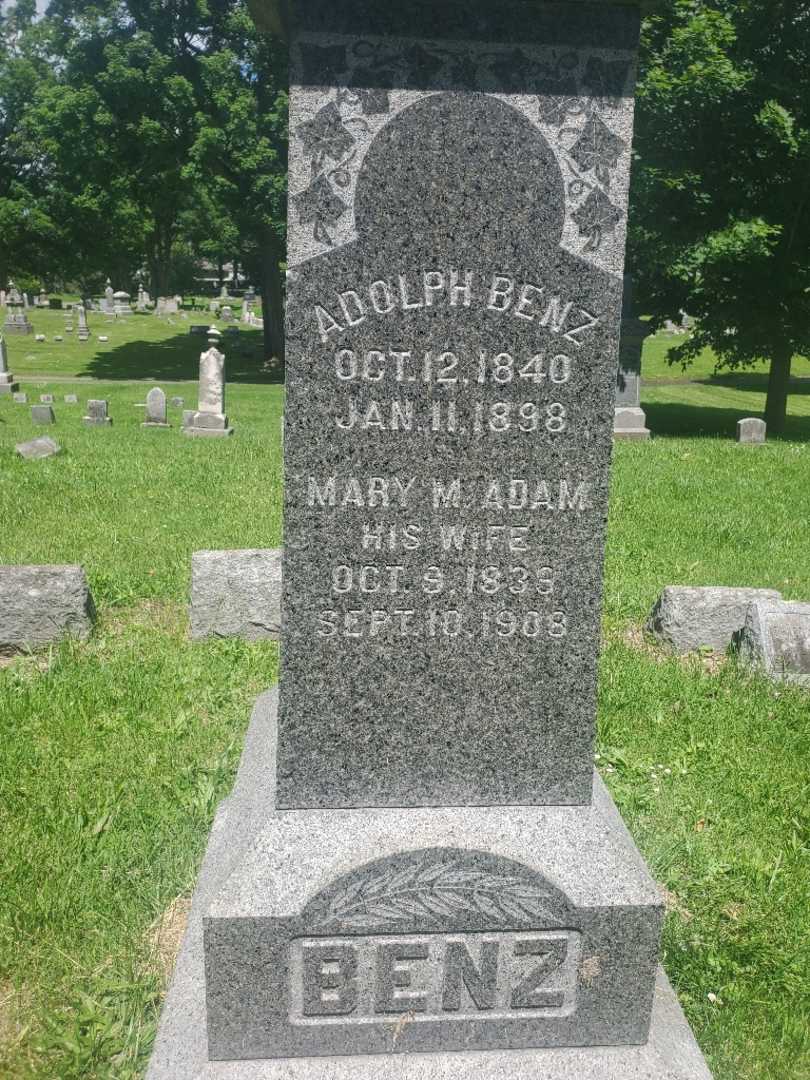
xmin=15 ymin=435 xmax=61 ymax=460
xmin=736 ymin=417 xmax=766 ymax=444
xmin=732 ymin=599 xmax=810 ymax=686
xmin=147 ymin=690 xmax=710 ymax=1080
xmin=31 ymin=404 xmax=55 ymax=424
xmin=278 ymin=2 xmax=639 ymax=810
xmin=143 ymin=386 xmax=169 ymax=427
xmin=0 ymin=334 xmax=18 ymax=393
xmin=204 ymin=788 xmax=663 ymax=1058
xmin=647 ymin=586 xmax=782 ymax=653
xmin=83 ymin=398 xmax=112 ymax=425
xmin=190 ymin=549 xmax=282 ymax=640
xmin=183 ymin=328 xmax=234 ymax=437
xmin=0 ymin=565 xmax=94 ymax=650
xmin=39 ymin=393 xmax=54 ymax=404
xmin=63 ymin=394 xmax=79 ymax=404
xmin=12 ymin=392 xmax=27 ymax=403
xmin=613 ymin=406 xmax=650 ymax=440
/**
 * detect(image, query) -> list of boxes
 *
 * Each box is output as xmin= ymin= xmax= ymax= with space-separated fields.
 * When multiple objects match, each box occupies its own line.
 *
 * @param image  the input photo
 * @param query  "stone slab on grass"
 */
xmin=190 ymin=550 xmax=281 ymax=641
xmin=647 ymin=586 xmax=783 ymax=653
xmin=0 ymin=565 xmax=95 ymax=651
xmin=733 ymin=599 xmax=810 ymax=686
xmin=15 ymin=436 xmax=61 ymax=461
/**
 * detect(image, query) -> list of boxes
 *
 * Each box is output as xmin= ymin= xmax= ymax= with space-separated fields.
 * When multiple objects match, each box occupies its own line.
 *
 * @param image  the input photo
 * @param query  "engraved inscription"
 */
xmin=290 ymin=931 xmax=581 ymax=1024
xmin=314 ymin=271 xmax=601 ymax=344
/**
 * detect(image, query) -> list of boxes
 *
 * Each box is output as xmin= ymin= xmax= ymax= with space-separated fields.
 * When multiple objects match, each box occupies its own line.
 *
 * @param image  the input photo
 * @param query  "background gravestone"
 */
xmin=143 ymin=386 xmax=170 ymax=427
xmin=190 ymin=549 xmax=282 ymax=640
xmin=31 ymin=404 xmax=55 ymax=424
xmin=183 ymin=327 xmax=234 ymax=437
xmin=647 ymin=586 xmax=783 ymax=654
xmin=0 ymin=334 xmax=19 ymax=394
xmin=737 ymin=417 xmax=766 ymax=444
xmin=148 ymin=2 xmax=712 ymax=1078
xmin=733 ymin=599 xmax=810 ymax=685
xmin=614 ymin=275 xmax=650 ymax=440
xmin=83 ymin=399 xmax=112 ymax=426
xmin=0 ymin=565 xmax=95 ymax=650
xmin=15 ymin=436 xmax=61 ymax=461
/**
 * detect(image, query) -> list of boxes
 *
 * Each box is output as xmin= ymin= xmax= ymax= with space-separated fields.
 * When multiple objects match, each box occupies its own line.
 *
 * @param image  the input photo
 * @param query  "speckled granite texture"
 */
xmin=146 ymin=2 xmax=710 ymax=1075
xmin=279 ymin=0 xmax=640 ymax=810
xmin=146 ymin=690 xmax=711 ymax=1079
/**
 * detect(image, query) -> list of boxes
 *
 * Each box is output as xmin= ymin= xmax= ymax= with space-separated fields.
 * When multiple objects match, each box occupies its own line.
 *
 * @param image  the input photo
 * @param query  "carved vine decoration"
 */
xmin=292 ymin=40 xmax=629 ymax=254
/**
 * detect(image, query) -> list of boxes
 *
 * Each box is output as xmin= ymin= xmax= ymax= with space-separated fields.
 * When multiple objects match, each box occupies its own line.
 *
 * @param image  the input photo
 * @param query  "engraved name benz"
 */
xmin=291 ymin=931 xmax=581 ymax=1024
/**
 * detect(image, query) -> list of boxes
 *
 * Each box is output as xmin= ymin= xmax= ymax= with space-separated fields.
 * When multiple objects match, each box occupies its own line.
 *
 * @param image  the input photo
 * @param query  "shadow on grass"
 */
xmin=81 ymin=329 xmax=282 ymax=384
xmin=645 ymin=402 xmax=810 ymax=441
xmin=705 ymin=372 xmax=810 ymax=395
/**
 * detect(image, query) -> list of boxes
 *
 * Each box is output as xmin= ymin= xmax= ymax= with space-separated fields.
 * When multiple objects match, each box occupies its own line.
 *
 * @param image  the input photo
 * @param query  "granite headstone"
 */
xmin=737 ymin=417 xmax=766 ymax=444
xmin=0 ymin=334 xmax=19 ymax=394
xmin=148 ymin=3 xmax=712 ymax=1078
xmin=182 ymin=327 xmax=234 ymax=437
xmin=77 ymin=303 xmax=91 ymax=341
xmin=190 ymin=549 xmax=283 ymax=640
xmin=83 ymin=399 xmax=112 ymax=426
xmin=647 ymin=586 xmax=783 ymax=654
xmin=143 ymin=386 xmax=170 ymax=427
xmin=614 ymin=275 xmax=649 ymax=440
xmin=0 ymin=565 xmax=94 ymax=649
xmin=732 ymin=599 xmax=810 ymax=686
xmin=15 ymin=435 xmax=61 ymax=461
xmin=31 ymin=404 xmax=55 ymax=424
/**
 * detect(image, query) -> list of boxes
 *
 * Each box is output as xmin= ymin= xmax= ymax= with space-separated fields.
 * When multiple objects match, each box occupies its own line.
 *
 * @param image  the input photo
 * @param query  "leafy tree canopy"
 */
xmin=631 ymin=0 xmax=810 ymax=430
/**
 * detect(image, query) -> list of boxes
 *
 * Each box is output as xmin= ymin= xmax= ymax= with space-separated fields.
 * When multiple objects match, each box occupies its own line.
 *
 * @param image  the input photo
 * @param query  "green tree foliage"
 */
xmin=183 ymin=9 xmax=287 ymax=360
xmin=2 ymin=0 xmax=287 ymax=356
xmin=631 ymin=0 xmax=810 ymax=432
xmin=0 ymin=0 xmax=63 ymax=286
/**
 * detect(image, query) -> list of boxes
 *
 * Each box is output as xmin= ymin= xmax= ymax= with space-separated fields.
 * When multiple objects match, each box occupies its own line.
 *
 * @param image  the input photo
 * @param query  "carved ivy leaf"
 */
xmin=299 ymin=43 xmax=348 ymax=86
xmin=297 ymin=102 xmax=356 ymax=175
xmin=293 ymin=175 xmax=349 ymax=247
xmin=582 ymin=55 xmax=630 ymax=108
xmin=572 ymin=187 xmax=622 ymax=253
xmin=326 ymin=857 xmax=561 ymax=929
xmin=569 ymin=114 xmax=626 ymax=189
xmin=539 ymin=95 xmax=581 ymax=128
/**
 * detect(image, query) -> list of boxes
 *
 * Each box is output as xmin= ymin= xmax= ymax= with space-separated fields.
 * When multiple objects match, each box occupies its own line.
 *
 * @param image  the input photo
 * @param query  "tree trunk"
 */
xmin=764 ymin=345 xmax=793 ymax=436
xmin=261 ymin=234 xmax=285 ymax=366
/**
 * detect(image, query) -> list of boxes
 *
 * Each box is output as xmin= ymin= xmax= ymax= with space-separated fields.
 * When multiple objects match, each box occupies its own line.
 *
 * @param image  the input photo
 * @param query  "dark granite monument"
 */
xmin=148 ymin=2 xmax=712 ymax=1077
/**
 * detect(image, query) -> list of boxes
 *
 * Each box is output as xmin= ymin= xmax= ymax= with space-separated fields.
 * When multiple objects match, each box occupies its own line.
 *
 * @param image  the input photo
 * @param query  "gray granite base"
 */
xmin=148 ymin=691 xmax=712 ymax=1080
xmin=614 ymin=407 xmax=650 ymax=441
xmin=182 ymin=426 xmax=234 ymax=438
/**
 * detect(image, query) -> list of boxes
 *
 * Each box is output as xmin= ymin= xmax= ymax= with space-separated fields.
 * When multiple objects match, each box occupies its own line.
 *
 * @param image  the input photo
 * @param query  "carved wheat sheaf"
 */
xmin=326 ymin=858 xmax=559 ymax=929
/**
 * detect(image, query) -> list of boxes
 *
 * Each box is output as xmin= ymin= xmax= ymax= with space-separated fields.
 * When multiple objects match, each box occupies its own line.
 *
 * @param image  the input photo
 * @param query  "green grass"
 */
xmin=0 ymin=324 xmax=808 ymax=1078
xmin=4 ymin=303 xmax=272 ymax=383
xmin=1 ymin=382 xmax=284 ymax=603
xmin=641 ymin=331 xmax=810 ymax=382
xmin=642 ymin=380 xmax=810 ymax=440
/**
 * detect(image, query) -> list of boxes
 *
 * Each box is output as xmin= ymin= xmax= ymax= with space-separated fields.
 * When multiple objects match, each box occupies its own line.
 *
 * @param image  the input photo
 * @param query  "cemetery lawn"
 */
xmin=0 ymin=385 xmax=807 ymax=1078
xmin=3 ymin=304 xmax=272 ymax=383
